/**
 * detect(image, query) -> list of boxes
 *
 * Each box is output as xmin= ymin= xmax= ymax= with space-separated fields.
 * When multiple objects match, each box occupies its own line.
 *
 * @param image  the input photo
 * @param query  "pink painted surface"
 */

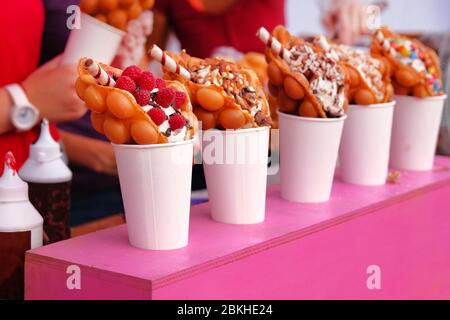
xmin=25 ymin=157 xmax=450 ymax=300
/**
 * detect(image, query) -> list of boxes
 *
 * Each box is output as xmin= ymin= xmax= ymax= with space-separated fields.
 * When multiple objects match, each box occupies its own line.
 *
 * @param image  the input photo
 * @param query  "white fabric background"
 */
xmin=286 ymin=0 xmax=450 ymax=34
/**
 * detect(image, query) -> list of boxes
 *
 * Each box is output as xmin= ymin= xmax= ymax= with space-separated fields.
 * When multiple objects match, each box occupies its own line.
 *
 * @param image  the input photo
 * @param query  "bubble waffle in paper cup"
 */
xmin=75 ymin=58 xmax=197 ymax=145
xmin=371 ymin=26 xmax=444 ymax=98
xmin=260 ymin=26 xmax=349 ymax=119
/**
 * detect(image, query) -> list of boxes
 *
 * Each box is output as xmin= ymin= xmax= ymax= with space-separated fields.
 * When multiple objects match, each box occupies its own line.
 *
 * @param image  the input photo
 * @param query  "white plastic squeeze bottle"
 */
xmin=0 ymin=151 xmax=43 ymax=300
xmin=19 ymin=119 xmax=72 ymax=244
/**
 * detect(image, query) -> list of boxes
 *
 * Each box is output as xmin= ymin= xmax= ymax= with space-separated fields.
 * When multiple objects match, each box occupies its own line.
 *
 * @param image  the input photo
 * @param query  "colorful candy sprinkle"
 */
xmin=434 ymin=80 xmax=441 ymax=92
xmin=418 ymin=50 xmax=425 ymax=60
xmin=400 ymin=47 xmax=410 ymax=57
xmin=409 ymin=51 xmax=418 ymax=59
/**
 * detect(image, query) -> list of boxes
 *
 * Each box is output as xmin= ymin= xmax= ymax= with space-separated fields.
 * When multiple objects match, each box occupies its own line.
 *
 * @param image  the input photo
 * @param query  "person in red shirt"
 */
xmin=0 ymin=0 xmax=86 ymax=176
xmin=149 ymin=0 xmax=286 ymax=59
xmin=148 ymin=0 xmax=371 ymax=60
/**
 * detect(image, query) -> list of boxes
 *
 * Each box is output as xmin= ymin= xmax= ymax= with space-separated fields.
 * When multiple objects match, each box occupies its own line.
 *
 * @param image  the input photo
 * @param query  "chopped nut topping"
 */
xmin=190 ymin=59 xmax=271 ymax=126
xmin=286 ymin=43 xmax=346 ymax=117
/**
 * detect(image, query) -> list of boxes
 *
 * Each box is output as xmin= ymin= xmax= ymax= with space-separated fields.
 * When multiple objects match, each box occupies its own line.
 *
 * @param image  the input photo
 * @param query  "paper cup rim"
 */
xmin=202 ymin=126 xmax=270 ymax=135
xmin=112 ymin=139 xmax=195 ymax=150
xmin=278 ymin=111 xmax=347 ymax=123
xmin=393 ymin=94 xmax=447 ymax=102
xmin=348 ymin=101 xmax=396 ymax=110
xmin=81 ymin=12 xmax=126 ymax=37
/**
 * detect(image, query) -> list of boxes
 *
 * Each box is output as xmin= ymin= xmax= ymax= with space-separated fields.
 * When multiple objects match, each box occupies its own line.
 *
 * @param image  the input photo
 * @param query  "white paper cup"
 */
xmin=113 ymin=140 xmax=194 ymax=250
xmin=390 ymin=95 xmax=447 ymax=171
xmin=339 ymin=102 xmax=395 ymax=186
xmin=202 ymin=127 xmax=270 ymax=224
xmin=279 ymin=112 xmax=346 ymax=203
xmin=62 ymin=13 xmax=125 ymax=65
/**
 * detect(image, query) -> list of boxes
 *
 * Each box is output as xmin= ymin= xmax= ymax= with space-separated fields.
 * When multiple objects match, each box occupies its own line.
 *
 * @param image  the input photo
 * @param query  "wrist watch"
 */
xmin=5 ymin=84 xmax=40 ymax=131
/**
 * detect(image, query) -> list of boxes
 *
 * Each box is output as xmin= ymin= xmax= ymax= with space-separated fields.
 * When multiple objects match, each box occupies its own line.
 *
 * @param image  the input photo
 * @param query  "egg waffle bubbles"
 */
xmin=150 ymin=45 xmax=272 ymax=131
xmin=75 ymin=58 xmax=196 ymax=145
xmin=257 ymin=26 xmax=349 ymax=119
xmin=312 ymin=36 xmax=393 ymax=105
xmin=371 ymin=26 xmax=444 ymax=98
xmin=80 ymin=0 xmax=155 ymax=31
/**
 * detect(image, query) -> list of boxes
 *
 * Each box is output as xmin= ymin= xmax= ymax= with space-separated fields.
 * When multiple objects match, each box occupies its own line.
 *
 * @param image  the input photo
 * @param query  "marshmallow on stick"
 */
xmin=256 ymin=27 xmax=292 ymax=61
xmin=375 ymin=30 xmax=396 ymax=57
xmin=84 ymin=58 xmax=116 ymax=87
xmin=150 ymin=45 xmax=191 ymax=80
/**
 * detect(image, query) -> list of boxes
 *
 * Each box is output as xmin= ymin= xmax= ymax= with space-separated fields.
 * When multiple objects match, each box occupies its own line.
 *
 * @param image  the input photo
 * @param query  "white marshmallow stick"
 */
xmin=316 ymin=35 xmax=331 ymax=51
xmin=84 ymin=59 xmax=116 ymax=87
xmin=375 ymin=30 xmax=396 ymax=57
xmin=256 ymin=27 xmax=291 ymax=61
xmin=149 ymin=45 xmax=191 ymax=80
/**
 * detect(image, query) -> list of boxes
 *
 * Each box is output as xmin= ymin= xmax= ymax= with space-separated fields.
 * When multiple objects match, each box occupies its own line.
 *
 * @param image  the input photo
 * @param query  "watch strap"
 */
xmin=5 ymin=83 xmax=32 ymax=107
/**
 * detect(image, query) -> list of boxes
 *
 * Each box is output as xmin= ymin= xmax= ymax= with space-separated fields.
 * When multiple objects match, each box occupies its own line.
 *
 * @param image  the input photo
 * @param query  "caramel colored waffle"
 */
xmin=80 ymin=0 xmax=154 ymax=31
xmin=313 ymin=37 xmax=393 ymax=105
xmin=265 ymin=26 xmax=349 ymax=118
xmin=163 ymin=51 xmax=272 ymax=130
xmin=238 ymin=52 xmax=269 ymax=85
xmin=371 ymin=27 xmax=443 ymax=98
xmin=75 ymin=58 xmax=196 ymax=145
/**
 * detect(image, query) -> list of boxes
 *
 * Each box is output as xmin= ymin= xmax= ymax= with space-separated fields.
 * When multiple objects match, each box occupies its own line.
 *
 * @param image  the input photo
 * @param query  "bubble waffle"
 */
xmin=259 ymin=26 xmax=348 ymax=118
xmin=75 ymin=58 xmax=196 ymax=145
xmin=371 ymin=27 xmax=444 ymax=98
xmin=238 ymin=52 xmax=269 ymax=85
xmin=80 ymin=0 xmax=154 ymax=31
xmin=313 ymin=36 xmax=393 ymax=105
xmin=152 ymin=48 xmax=272 ymax=130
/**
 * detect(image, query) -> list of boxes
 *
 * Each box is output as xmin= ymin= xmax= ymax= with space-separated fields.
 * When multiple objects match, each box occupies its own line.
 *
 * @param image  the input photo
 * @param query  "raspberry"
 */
xmin=148 ymin=108 xmax=166 ymax=126
xmin=155 ymin=78 xmax=166 ymax=90
xmin=169 ymin=114 xmax=186 ymax=130
xmin=122 ymin=65 xmax=142 ymax=81
xmin=133 ymin=89 xmax=151 ymax=106
xmin=115 ymin=76 xmax=136 ymax=93
xmin=138 ymin=72 xmax=155 ymax=91
xmin=155 ymin=87 xmax=175 ymax=108
xmin=174 ymin=91 xmax=187 ymax=109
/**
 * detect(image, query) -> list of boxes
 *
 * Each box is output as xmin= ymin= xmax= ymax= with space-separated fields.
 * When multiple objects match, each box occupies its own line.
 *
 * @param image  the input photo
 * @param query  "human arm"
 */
xmin=320 ymin=0 xmax=372 ymax=45
xmin=59 ymin=130 xmax=118 ymax=176
xmin=0 ymin=55 xmax=87 ymax=135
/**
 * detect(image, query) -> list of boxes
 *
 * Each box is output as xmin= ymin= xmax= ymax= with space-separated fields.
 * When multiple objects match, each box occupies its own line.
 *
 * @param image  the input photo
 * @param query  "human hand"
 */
xmin=60 ymin=130 xmax=118 ymax=176
xmin=84 ymin=138 xmax=118 ymax=176
xmin=22 ymin=55 xmax=87 ymax=122
xmin=321 ymin=0 xmax=369 ymax=45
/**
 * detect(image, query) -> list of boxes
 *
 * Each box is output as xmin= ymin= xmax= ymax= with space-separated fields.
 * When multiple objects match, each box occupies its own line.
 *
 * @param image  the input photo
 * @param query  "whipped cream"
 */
xmin=143 ymin=88 xmax=191 ymax=143
xmin=190 ymin=60 xmax=271 ymax=127
xmin=328 ymin=44 xmax=385 ymax=102
xmin=287 ymin=43 xmax=346 ymax=117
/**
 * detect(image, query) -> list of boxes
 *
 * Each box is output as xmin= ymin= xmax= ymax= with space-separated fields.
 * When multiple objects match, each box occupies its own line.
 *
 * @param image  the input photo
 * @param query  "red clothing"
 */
xmin=0 ymin=1 xmax=58 ymax=176
xmin=155 ymin=0 xmax=285 ymax=58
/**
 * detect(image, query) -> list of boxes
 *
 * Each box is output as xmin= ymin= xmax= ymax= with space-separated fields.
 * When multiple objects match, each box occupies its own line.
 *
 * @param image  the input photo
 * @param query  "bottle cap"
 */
xmin=19 ymin=120 xmax=72 ymax=183
xmin=30 ymin=119 xmax=61 ymax=162
xmin=0 ymin=152 xmax=29 ymax=202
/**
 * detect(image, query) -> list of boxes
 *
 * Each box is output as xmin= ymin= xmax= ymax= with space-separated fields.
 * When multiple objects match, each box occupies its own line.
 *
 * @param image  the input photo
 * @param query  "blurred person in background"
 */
xmin=0 ymin=1 xmax=86 ymax=177
xmin=41 ymin=0 xmax=154 ymax=225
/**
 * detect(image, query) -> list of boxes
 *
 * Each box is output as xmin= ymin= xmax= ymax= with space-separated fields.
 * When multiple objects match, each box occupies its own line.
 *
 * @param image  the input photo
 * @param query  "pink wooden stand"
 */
xmin=25 ymin=157 xmax=450 ymax=300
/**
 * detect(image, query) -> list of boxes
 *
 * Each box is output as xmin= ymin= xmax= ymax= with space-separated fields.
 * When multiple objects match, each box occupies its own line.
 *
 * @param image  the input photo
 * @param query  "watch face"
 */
xmin=13 ymin=105 xmax=39 ymax=130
